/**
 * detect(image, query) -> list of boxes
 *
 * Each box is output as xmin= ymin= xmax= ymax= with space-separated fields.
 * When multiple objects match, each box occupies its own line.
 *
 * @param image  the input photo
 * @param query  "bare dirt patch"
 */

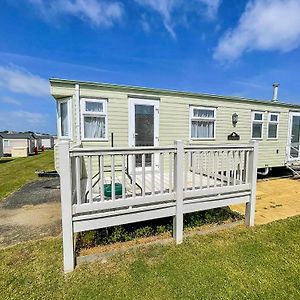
xmin=231 ymin=178 xmax=300 ymax=224
xmin=0 ymin=178 xmax=61 ymax=247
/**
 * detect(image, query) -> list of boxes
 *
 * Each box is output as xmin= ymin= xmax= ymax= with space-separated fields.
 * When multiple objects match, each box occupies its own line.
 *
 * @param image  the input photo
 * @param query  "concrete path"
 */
xmin=0 ymin=179 xmax=61 ymax=247
xmin=231 ymin=178 xmax=300 ymax=225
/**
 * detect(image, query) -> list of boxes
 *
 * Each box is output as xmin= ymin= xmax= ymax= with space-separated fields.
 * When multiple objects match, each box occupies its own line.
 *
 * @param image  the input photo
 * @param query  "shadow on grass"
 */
xmin=0 ymin=158 xmax=14 ymax=164
xmin=76 ymin=207 xmax=243 ymax=254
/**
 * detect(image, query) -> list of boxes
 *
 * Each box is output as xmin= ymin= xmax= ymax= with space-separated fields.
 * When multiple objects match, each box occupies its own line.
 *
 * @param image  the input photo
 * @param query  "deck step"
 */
xmin=286 ymin=163 xmax=300 ymax=178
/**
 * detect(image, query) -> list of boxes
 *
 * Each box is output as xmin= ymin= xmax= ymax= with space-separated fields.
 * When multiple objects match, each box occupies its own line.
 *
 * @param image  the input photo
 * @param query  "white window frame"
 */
xmin=189 ymin=106 xmax=216 ymax=140
xmin=80 ymin=98 xmax=108 ymax=141
xmin=267 ymin=112 xmax=279 ymax=140
xmin=251 ymin=111 xmax=264 ymax=140
xmin=57 ymin=98 xmax=72 ymax=139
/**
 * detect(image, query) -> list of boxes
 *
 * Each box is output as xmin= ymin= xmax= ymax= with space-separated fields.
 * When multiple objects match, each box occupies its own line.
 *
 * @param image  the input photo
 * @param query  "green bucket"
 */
xmin=104 ymin=183 xmax=123 ymax=198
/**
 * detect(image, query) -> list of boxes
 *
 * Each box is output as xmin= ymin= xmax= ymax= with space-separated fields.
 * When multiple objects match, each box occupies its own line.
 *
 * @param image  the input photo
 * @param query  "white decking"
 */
xmin=59 ymin=141 xmax=258 ymax=272
xmin=90 ymin=171 xmax=224 ymax=201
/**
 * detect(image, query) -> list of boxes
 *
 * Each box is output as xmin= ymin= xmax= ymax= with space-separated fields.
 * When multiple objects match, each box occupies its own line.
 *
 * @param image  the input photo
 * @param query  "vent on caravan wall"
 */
xmin=272 ymin=83 xmax=279 ymax=102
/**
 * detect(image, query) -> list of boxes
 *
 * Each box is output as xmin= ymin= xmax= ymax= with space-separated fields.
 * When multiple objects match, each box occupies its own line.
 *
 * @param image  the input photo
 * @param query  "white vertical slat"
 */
xmin=75 ymin=156 xmax=81 ymax=205
xmin=111 ymin=155 xmax=115 ymax=201
xmin=206 ymin=151 xmax=210 ymax=189
xmin=160 ymin=152 xmax=164 ymax=194
xmin=238 ymin=150 xmax=242 ymax=183
xmin=169 ymin=152 xmax=173 ymax=192
xmin=151 ymin=153 xmax=155 ymax=195
xmin=233 ymin=151 xmax=237 ymax=186
xmin=227 ymin=150 xmax=231 ymax=186
xmin=100 ymin=155 xmax=104 ymax=202
xmin=132 ymin=155 xmax=136 ymax=198
xmin=184 ymin=152 xmax=188 ymax=191
xmin=213 ymin=151 xmax=217 ymax=188
xmin=220 ymin=151 xmax=224 ymax=187
xmin=245 ymin=151 xmax=250 ymax=183
xmin=241 ymin=150 xmax=245 ymax=183
xmin=192 ymin=151 xmax=195 ymax=190
xmin=142 ymin=154 xmax=146 ymax=197
xmin=88 ymin=156 xmax=93 ymax=204
xmin=199 ymin=151 xmax=203 ymax=189
xmin=121 ymin=155 xmax=126 ymax=199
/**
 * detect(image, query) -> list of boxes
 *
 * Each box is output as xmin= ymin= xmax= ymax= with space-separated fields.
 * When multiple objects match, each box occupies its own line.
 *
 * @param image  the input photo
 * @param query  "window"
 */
xmin=3 ymin=140 xmax=10 ymax=147
xmin=251 ymin=111 xmax=264 ymax=139
xmin=268 ymin=113 xmax=279 ymax=139
xmin=81 ymin=98 xmax=107 ymax=140
xmin=190 ymin=106 xmax=216 ymax=139
xmin=57 ymin=99 xmax=71 ymax=138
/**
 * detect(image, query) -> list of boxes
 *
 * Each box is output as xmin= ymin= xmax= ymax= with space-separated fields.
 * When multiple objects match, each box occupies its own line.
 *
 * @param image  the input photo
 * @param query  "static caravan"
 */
xmin=51 ymin=78 xmax=300 ymax=272
xmin=50 ymin=79 xmax=300 ymax=173
xmin=39 ymin=134 xmax=54 ymax=149
xmin=0 ymin=134 xmax=3 ymax=158
xmin=1 ymin=133 xmax=36 ymax=156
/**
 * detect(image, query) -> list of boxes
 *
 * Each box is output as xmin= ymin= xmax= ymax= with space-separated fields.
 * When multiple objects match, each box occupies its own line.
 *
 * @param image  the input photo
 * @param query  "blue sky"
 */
xmin=1 ymin=0 xmax=300 ymax=134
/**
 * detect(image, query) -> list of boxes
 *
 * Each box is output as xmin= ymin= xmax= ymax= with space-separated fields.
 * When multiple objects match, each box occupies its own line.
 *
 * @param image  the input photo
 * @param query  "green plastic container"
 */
xmin=104 ymin=183 xmax=123 ymax=198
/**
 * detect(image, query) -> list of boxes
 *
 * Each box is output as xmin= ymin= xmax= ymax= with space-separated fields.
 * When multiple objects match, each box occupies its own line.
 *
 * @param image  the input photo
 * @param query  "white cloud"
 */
xmin=1 ymin=96 xmax=22 ymax=106
xmin=214 ymin=0 xmax=300 ymax=61
xmin=197 ymin=0 xmax=221 ymax=20
xmin=0 ymin=66 xmax=49 ymax=97
xmin=135 ymin=0 xmax=221 ymax=37
xmin=0 ymin=111 xmax=47 ymax=132
xmin=135 ymin=0 xmax=179 ymax=38
xmin=27 ymin=0 xmax=123 ymax=27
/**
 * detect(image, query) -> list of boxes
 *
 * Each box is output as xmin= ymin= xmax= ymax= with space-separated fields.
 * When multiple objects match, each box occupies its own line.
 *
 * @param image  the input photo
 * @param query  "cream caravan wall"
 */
xmin=51 ymin=81 xmax=298 ymax=169
xmin=3 ymin=139 xmax=28 ymax=155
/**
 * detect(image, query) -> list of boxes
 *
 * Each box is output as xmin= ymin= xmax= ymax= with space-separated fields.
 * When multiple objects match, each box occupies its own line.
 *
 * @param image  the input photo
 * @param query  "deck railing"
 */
xmin=58 ymin=140 xmax=258 ymax=272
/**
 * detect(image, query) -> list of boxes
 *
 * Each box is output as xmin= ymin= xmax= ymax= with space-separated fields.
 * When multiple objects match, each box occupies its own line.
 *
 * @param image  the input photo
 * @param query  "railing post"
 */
xmin=58 ymin=141 xmax=75 ymax=272
xmin=173 ymin=140 xmax=184 ymax=244
xmin=245 ymin=140 xmax=258 ymax=227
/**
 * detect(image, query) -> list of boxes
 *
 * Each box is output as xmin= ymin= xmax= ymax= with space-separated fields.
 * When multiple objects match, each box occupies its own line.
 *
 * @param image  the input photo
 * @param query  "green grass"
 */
xmin=1 ymin=216 xmax=300 ymax=299
xmin=0 ymin=151 xmax=54 ymax=200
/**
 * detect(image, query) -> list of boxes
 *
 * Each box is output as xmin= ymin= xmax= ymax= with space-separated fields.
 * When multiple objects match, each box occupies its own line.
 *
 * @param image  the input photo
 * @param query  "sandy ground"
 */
xmin=0 ymin=179 xmax=61 ymax=247
xmin=231 ymin=178 xmax=300 ymax=225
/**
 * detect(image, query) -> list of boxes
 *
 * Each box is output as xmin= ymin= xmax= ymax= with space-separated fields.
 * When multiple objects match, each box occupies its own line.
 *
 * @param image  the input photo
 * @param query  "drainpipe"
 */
xmin=257 ymin=167 xmax=270 ymax=176
xmin=75 ymin=83 xmax=81 ymax=145
xmin=272 ymin=83 xmax=279 ymax=102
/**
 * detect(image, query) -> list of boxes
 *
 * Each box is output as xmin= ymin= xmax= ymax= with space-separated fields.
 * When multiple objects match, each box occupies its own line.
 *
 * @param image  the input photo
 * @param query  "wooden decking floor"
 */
xmin=92 ymin=171 xmax=225 ymax=199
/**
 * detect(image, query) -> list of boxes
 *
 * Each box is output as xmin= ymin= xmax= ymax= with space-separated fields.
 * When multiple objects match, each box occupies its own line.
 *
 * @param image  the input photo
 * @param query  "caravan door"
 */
xmin=288 ymin=112 xmax=300 ymax=160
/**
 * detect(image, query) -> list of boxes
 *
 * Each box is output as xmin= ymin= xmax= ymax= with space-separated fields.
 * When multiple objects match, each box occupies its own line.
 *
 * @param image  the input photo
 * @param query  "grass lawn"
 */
xmin=1 ymin=216 xmax=300 ymax=299
xmin=0 ymin=151 xmax=54 ymax=200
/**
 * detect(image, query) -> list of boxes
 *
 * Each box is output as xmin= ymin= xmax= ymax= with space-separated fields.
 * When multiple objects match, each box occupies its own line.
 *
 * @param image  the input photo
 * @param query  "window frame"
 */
xmin=267 ymin=112 xmax=279 ymax=140
xmin=3 ymin=139 xmax=10 ymax=147
xmin=189 ymin=106 xmax=216 ymax=140
xmin=57 ymin=98 xmax=72 ymax=139
xmin=80 ymin=98 xmax=108 ymax=141
xmin=251 ymin=111 xmax=264 ymax=140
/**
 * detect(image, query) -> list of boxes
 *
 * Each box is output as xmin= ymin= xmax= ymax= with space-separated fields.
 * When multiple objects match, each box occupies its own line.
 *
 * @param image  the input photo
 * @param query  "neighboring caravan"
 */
xmin=39 ymin=134 xmax=54 ymax=149
xmin=0 ymin=135 xmax=3 ymax=158
xmin=1 ymin=132 xmax=36 ymax=156
xmin=50 ymin=79 xmax=300 ymax=173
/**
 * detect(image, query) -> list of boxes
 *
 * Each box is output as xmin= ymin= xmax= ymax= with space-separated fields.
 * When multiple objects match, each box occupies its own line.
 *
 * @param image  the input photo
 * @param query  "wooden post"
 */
xmin=245 ymin=140 xmax=258 ymax=227
xmin=58 ymin=141 xmax=75 ymax=272
xmin=173 ymin=140 xmax=184 ymax=244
